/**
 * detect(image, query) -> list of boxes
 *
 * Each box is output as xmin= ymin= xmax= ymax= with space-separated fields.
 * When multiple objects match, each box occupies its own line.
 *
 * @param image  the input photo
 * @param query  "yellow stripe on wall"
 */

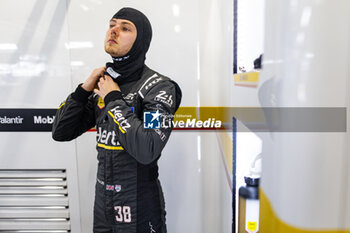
xmin=260 ymin=189 xmax=350 ymax=233
xmin=97 ymin=143 xmax=124 ymax=150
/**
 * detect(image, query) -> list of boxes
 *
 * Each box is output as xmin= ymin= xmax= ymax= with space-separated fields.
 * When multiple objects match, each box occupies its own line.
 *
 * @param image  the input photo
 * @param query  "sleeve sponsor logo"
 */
xmin=145 ymin=77 xmax=163 ymax=91
xmin=123 ymin=92 xmax=137 ymax=101
xmin=154 ymin=90 xmax=173 ymax=107
xmin=109 ymin=106 xmax=131 ymax=133
xmin=138 ymin=74 xmax=161 ymax=98
xmin=154 ymin=128 xmax=167 ymax=141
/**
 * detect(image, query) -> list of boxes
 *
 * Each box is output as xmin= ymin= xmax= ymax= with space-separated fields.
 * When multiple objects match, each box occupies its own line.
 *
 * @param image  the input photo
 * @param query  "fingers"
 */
xmin=95 ymin=74 xmax=121 ymax=98
xmin=83 ymin=66 xmax=106 ymax=92
xmin=99 ymin=67 xmax=106 ymax=77
xmin=104 ymin=75 xmax=120 ymax=91
xmin=93 ymin=88 xmax=101 ymax=97
xmin=93 ymin=67 xmax=106 ymax=80
xmin=97 ymin=77 xmax=105 ymax=90
xmin=103 ymin=75 xmax=114 ymax=84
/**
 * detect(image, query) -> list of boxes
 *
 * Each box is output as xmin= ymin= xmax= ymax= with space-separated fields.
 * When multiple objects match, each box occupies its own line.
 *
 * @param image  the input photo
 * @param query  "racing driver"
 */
xmin=52 ymin=7 xmax=182 ymax=233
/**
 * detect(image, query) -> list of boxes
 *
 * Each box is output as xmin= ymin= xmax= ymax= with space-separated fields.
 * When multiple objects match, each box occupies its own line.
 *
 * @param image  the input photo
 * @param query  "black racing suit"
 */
xmin=52 ymin=66 xmax=182 ymax=233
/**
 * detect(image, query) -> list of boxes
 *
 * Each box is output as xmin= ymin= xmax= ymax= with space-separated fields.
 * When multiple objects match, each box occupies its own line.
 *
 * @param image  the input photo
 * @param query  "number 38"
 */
xmin=114 ymin=206 xmax=131 ymax=223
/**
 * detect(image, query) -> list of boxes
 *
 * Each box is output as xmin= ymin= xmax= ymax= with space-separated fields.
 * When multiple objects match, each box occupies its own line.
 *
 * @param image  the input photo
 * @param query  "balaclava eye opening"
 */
xmin=105 ymin=7 xmax=152 ymax=84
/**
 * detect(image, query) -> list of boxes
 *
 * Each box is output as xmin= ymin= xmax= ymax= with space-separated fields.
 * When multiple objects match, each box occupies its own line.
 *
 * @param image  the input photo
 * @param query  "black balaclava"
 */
xmin=105 ymin=7 xmax=152 ymax=85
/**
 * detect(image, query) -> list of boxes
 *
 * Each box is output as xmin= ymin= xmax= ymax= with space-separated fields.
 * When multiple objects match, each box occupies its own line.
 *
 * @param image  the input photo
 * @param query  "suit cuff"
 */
xmin=71 ymin=84 xmax=92 ymax=103
xmin=104 ymin=91 xmax=123 ymax=105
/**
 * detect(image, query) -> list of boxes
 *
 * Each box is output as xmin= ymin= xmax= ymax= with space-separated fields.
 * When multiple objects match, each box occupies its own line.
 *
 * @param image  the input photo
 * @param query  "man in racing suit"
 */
xmin=52 ymin=7 xmax=182 ymax=233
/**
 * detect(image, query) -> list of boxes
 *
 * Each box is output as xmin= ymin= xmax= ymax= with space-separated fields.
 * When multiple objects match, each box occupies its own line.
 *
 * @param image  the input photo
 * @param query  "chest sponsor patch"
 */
xmin=96 ymin=127 xmax=121 ymax=146
xmin=123 ymin=92 xmax=137 ymax=101
xmin=97 ymin=97 xmax=105 ymax=109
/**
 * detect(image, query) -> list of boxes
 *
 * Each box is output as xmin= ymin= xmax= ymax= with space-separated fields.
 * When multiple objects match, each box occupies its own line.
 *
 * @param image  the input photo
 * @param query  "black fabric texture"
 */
xmin=71 ymin=84 xmax=92 ymax=103
xmin=104 ymin=90 xmax=123 ymax=106
xmin=106 ymin=7 xmax=152 ymax=85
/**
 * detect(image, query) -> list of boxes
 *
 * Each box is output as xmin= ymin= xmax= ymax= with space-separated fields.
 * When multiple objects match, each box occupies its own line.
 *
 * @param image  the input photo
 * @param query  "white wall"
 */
xmin=0 ymin=0 xmax=234 ymax=232
xmin=196 ymin=0 xmax=233 ymax=233
xmin=259 ymin=0 xmax=350 ymax=231
xmin=0 ymin=0 xmax=82 ymax=231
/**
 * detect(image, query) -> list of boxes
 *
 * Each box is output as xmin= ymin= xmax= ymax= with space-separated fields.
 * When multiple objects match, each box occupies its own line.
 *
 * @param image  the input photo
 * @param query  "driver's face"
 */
xmin=104 ymin=19 xmax=137 ymax=57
